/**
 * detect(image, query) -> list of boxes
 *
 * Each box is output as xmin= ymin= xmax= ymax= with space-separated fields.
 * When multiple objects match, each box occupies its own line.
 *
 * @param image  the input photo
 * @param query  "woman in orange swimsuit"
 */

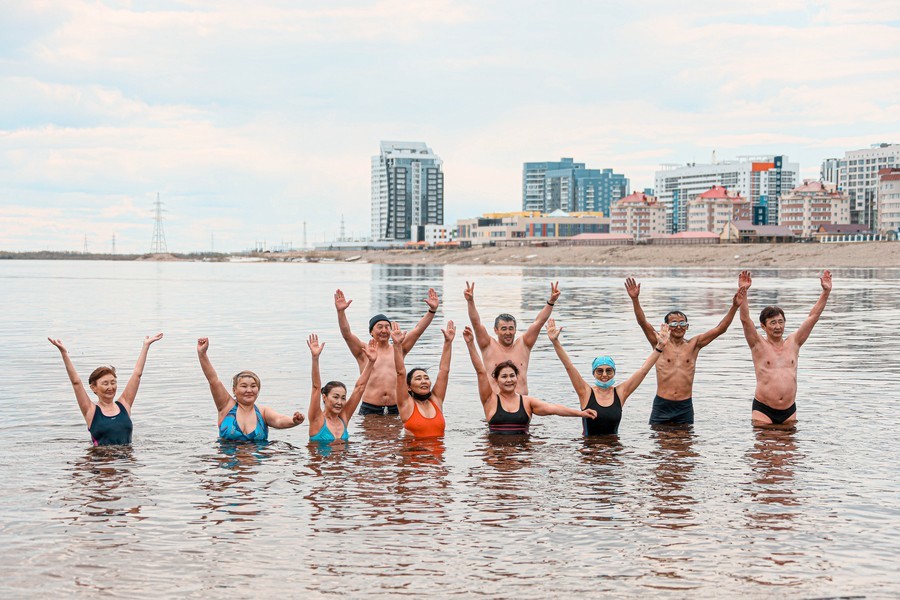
xmin=390 ymin=321 xmax=454 ymax=438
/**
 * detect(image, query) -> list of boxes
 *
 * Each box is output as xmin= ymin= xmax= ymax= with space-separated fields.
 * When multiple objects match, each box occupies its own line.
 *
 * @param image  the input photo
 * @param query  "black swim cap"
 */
xmin=369 ymin=313 xmax=390 ymax=332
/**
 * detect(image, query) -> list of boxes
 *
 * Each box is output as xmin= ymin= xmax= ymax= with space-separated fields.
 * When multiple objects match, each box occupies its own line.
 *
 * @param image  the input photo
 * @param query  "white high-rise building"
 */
xmin=877 ymin=168 xmax=900 ymax=236
xmin=654 ymin=155 xmax=799 ymax=232
xmin=371 ymin=141 xmax=444 ymax=242
xmin=833 ymin=143 xmax=900 ymax=228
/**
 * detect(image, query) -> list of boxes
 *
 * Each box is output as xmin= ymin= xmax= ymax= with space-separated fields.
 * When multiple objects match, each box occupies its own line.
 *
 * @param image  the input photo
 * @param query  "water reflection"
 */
xmin=370 ymin=264 xmax=444 ymax=317
xmin=193 ymin=441 xmax=270 ymax=533
xmin=744 ymin=428 xmax=802 ymax=529
xmin=647 ymin=426 xmax=698 ymax=529
xmin=58 ymin=446 xmax=147 ymax=522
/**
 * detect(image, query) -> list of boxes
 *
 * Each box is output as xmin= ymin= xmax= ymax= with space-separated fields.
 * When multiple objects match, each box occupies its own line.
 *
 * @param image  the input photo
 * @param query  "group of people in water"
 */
xmin=49 ymin=270 xmax=833 ymax=447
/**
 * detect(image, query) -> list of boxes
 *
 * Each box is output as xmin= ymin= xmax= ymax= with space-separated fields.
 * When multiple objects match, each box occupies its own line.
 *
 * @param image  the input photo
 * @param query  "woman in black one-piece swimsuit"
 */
xmin=545 ymin=319 xmax=670 ymax=436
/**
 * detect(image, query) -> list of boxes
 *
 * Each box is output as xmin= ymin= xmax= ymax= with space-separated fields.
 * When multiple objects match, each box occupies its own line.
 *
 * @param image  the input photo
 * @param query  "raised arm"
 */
xmin=546 ymin=319 xmax=590 ymax=403
xmin=334 ymin=289 xmax=366 ymax=360
xmin=528 ymin=396 xmax=597 ymax=419
xmin=522 ymin=281 xmax=560 ymax=348
xmin=306 ymin=333 xmax=325 ymax=427
xmin=401 ymin=288 xmax=439 ymax=354
xmin=793 ymin=270 xmax=832 ymax=347
xmin=737 ymin=271 xmax=762 ymax=349
xmin=196 ymin=337 xmax=234 ymax=413
xmin=694 ymin=287 xmax=745 ymax=349
xmin=463 ymin=325 xmax=494 ymax=405
xmin=48 ymin=338 xmax=94 ymax=423
xmin=391 ymin=323 xmax=414 ymax=420
xmin=465 ymin=282 xmax=492 ymax=350
xmin=119 ymin=332 xmax=163 ymax=409
xmin=625 ymin=277 xmax=659 ymax=346
xmin=616 ymin=324 xmax=670 ymax=404
xmin=431 ymin=321 xmax=455 ymax=405
xmin=341 ymin=340 xmax=378 ymax=421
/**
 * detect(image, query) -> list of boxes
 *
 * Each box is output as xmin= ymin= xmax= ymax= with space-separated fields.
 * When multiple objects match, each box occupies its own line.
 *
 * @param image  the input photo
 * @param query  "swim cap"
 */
xmin=369 ymin=313 xmax=391 ymax=332
xmin=591 ymin=356 xmax=616 ymax=372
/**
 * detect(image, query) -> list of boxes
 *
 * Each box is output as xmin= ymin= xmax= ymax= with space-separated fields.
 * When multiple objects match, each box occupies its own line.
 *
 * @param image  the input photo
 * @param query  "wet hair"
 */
xmin=406 ymin=368 xmax=428 ymax=385
xmin=232 ymin=370 xmax=261 ymax=389
xmin=491 ymin=360 xmax=519 ymax=379
xmin=759 ymin=306 xmax=786 ymax=325
xmin=494 ymin=313 xmax=516 ymax=328
xmin=322 ymin=381 xmax=346 ymax=396
xmin=89 ymin=365 xmax=116 ymax=386
xmin=664 ymin=311 xmax=687 ymax=324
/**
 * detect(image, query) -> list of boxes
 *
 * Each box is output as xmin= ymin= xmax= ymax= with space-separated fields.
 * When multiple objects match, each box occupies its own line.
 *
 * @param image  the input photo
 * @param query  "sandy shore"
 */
xmin=286 ymin=242 xmax=900 ymax=269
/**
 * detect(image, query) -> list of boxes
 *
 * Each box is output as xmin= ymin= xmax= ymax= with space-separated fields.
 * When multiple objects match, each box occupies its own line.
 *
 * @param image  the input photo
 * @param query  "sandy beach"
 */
xmin=290 ymin=242 xmax=900 ymax=269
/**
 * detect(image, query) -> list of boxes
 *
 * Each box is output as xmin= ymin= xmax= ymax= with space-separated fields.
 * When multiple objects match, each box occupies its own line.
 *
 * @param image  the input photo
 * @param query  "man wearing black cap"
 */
xmin=334 ymin=287 xmax=440 ymax=415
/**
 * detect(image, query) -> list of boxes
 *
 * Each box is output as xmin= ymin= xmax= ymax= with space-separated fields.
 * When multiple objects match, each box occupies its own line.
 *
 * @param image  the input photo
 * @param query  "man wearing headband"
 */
xmin=624 ymin=275 xmax=746 ymax=425
xmin=464 ymin=280 xmax=560 ymax=394
xmin=334 ymin=287 xmax=440 ymax=415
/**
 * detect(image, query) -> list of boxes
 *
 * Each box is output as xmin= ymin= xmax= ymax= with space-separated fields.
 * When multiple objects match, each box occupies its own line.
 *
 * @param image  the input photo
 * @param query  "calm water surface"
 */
xmin=1 ymin=260 xmax=898 ymax=598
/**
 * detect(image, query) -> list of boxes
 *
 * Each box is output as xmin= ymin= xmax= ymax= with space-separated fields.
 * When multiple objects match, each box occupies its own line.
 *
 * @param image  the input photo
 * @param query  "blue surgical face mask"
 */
xmin=594 ymin=378 xmax=616 ymax=389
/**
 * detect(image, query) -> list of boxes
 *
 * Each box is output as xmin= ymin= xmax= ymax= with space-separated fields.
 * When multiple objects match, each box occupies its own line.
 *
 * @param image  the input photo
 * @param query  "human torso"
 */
xmin=583 ymin=387 xmax=623 ymax=436
xmin=88 ymin=401 xmax=133 ymax=446
xmin=310 ymin=416 xmax=349 ymax=443
xmin=752 ymin=335 xmax=800 ymax=408
xmin=358 ymin=342 xmax=399 ymax=407
xmin=403 ymin=399 xmax=446 ymax=438
xmin=219 ymin=404 xmax=269 ymax=442
xmin=488 ymin=393 xmax=530 ymax=434
xmin=654 ymin=339 xmax=701 ymax=401
xmin=482 ymin=339 xmax=531 ymax=395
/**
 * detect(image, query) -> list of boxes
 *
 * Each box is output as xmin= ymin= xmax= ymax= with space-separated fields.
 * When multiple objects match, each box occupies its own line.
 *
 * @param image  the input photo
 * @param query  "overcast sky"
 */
xmin=2 ymin=0 xmax=899 ymax=253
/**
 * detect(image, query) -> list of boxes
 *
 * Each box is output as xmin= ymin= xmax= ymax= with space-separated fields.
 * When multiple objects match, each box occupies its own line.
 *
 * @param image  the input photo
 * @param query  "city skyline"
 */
xmin=2 ymin=1 xmax=899 ymax=252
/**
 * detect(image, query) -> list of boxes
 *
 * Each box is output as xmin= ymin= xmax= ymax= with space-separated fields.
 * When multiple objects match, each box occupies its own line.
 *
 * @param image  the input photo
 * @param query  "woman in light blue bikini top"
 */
xmin=306 ymin=334 xmax=376 ymax=444
xmin=197 ymin=337 xmax=306 ymax=442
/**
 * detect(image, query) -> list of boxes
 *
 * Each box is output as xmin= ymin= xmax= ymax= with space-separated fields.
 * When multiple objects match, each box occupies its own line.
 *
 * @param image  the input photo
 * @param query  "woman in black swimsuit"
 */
xmin=545 ymin=319 xmax=670 ymax=435
xmin=463 ymin=326 xmax=595 ymax=434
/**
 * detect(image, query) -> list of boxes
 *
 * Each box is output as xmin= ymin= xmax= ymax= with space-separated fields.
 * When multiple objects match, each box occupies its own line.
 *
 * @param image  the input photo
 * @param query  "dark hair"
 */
xmin=232 ymin=370 xmax=261 ymax=389
xmin=494 ymin=313 xmax=516 ymax=328
xmin=491 ymin=360 xmax=519 ymax=379
xmin=89 ymin=365 xmax=116 ymax=386
xmin=759 ymin=306 xmax=786 ymax=324
xmin=322 ymin=381 xmax=346 ymax=396
xmin=664 ymin=311 xmax=687 ymax=324
xmin=406 ymin=368 xmax=428 ymax=385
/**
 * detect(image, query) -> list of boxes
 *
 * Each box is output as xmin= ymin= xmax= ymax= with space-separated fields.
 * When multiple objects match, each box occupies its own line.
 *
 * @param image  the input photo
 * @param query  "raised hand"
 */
xmin=363 ymin=338 xmax=378 ymax=363
xmin=625 ymin=277 xmax=641 ymax=299
xmin=464 ymin=281 xmax=475 ymax=303
xmin=733 ymin=285 xmax=747 ymax=307
xmin=548 ymin=281 xmax=561 ymax=305
xmin=48 ymin=337 xmax=68 ymax=353
xmin=545 ymin=318 xmax=563 ymax=341
xmin=390 ymin=321 xmax=406 ymax=345
xmin=292 ymin=411 xmax=305 ymax=425
xmin=307 ymin=333 xmax=325 ymax=357
xmin=739 ymin=270 xmax=752 ymax=290
xmin=334 ymin=289 xmax=352 ymax=312
xmin=582 ymin=408 xmax=598 ymax=419
xmin=821 ymin=270 xmax=832 ymax=291
xmin=425 ymin=288 xmax=440 ymax=312
xmin=197 ymin=337 xmax=210 ymax=355
xmin=144 ymin=332 xmax=164 ymax=346
xmin=463 ymin=325 xmax=475 ymax=344
xmin=655 ymin=323 xmax=671 ymax=348
xmin=441 ymin=320 xmax=456 ymax=342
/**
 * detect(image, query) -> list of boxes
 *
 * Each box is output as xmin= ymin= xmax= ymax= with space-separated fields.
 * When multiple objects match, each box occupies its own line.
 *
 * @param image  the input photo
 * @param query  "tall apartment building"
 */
xmin=686 ymin=186 xmax=751 ymax=233
xmin=778 ymin=181 xmax=850 ymax=238
xmin=825 ymin=143 xmax=900 ymax=228
xmin=371 ymin=141 xmax=444 ymax=242
xmin=877 ymin=168 xmax=900 ymax=236
xmin=610 ymin=192 xmax=667 ymax=238
xmin=655 ymin=156 xmax=799 ymax=233
xmin=523 ymin=158 xmax=628 ymax=215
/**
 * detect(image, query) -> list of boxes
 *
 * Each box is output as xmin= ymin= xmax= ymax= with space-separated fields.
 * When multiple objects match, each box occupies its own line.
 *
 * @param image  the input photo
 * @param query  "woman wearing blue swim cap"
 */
xmin=546 ymin=319 xmax=670 ymax=435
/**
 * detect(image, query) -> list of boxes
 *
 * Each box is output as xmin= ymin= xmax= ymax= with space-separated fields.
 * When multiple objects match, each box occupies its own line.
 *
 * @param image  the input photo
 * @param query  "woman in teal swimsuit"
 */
xmin=197 ymin=337 xmax=305 ymax=442
xmin=307 ymin=334 xmax=376 ymax=444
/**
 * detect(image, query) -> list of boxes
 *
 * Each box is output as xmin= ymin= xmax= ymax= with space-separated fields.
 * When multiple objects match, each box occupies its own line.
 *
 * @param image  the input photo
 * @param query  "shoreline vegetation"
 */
xmin=2 ymin=242 xmax=898 ymax=268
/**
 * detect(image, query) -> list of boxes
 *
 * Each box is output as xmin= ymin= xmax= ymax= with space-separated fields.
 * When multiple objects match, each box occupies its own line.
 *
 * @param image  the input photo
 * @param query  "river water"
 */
xmin=1 ymin=260 xmax=898 ymax=598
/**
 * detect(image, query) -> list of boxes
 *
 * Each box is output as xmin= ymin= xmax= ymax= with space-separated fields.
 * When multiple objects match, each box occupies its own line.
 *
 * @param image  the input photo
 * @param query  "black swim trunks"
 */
xmin=358 ymin=401 xmax=400 ymax=416
xmin=751 ymin=398 xmax=796 ymax=425
xmin=649 ymin=395 xmax=694 ymax=425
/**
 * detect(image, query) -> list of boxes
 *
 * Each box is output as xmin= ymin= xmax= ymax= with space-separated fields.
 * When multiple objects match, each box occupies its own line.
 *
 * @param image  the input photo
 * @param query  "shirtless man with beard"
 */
xmin=464 ymin=281 xmax=559 ymax=395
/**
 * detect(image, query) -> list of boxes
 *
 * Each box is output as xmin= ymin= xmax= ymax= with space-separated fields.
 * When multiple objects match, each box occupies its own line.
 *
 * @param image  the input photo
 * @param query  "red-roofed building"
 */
xmin=610 ymin=192 xmax=667 ymax=238
xmin=778 ymin=180 xmax=850 ymax=238
xmin=686 ymin=185 xmax=751 ymax=233
xmin=877 ymin=168 xmax=900 ymax=236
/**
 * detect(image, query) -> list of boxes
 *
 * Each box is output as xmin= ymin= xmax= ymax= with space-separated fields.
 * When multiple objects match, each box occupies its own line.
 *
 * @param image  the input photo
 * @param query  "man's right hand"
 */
xmin=625 ymin=277 xmax=640 ymax=299
xmin=464 ymin=281 xmax=475 ymax=303
xmin=334 ymin=289 xmax=352 ymax=312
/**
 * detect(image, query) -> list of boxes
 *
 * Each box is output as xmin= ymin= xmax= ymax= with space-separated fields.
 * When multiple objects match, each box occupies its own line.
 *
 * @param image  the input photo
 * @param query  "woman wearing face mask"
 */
xmin=545 ymin=319 xmax=670 ymax=436
xmin=48 ymin=333 xmax=164 ymax=446
xmin=389 ymin=321 xmax=454 ymax=439
xmin=463 ymin=325 xmax=597 ymax=435
xmin=306 ymin=334 xmax=377 ymax=444
xmin=197 ymin=337 xmax=305 ymax=442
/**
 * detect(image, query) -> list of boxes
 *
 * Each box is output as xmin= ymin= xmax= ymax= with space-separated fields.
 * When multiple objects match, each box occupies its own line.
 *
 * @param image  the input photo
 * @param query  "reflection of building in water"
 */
xmin=369 ymin=264 xmax=445 ymax=319
xmin=744 ymin=428 xmax=802 ymax=529
xmin=648 ymin=427 xmax=698 ymax=529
